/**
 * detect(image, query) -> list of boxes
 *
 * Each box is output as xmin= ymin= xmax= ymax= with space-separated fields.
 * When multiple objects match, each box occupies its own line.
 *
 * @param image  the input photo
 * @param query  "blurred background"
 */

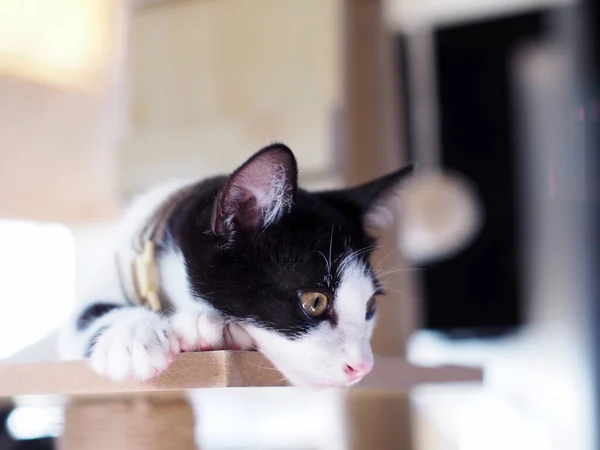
xmin=0 ymin=0 xmax=599 ymax=449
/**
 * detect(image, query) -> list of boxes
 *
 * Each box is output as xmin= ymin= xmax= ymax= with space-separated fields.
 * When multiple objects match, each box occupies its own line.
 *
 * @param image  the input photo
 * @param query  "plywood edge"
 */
xmin=0 ymin=351 xmax=268 ymax=398
xmin=0 ymin=352 xmax=482 ymax=398
xmin=223 ymin=351 xmax=288 ymax=388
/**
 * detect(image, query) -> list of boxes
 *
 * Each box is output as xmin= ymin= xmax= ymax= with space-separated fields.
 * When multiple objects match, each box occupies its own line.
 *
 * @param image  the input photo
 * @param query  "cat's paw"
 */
xmin=170 ymin=312 xmax=227 ymax=352
xmin=223 ymin=321 xmax=255 ymax=351
xmin=170 ymin=312 xmax=255 ymax=352
xmin=88 ymin=310 xmax=180 ymax=382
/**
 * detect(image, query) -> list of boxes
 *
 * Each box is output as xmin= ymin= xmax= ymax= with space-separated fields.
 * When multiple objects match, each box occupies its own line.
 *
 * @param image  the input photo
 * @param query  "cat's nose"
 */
xmin=344 ymin=361 xmax=373 ymax=381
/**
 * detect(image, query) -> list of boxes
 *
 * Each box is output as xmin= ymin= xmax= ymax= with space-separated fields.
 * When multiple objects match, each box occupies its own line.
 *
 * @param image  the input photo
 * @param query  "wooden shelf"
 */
xmin=0 ymin=351 xmax=482 ymax=398
xmin=359 ymin=356 xmax=483 ymax=390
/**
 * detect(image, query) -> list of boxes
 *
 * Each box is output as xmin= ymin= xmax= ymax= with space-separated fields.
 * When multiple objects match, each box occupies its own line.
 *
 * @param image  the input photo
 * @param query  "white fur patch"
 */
xmin=245 ymin=260 xmax=376 ymax=388
xmin=260 ymin=164 xmax=292 ymax=227
xmin=170 ymin=311 xmax=226 ymax=352
xmin=88 ymin=308 xmax=179 ymax=382
xmin=334 ymin=260 xmax=377 ymax=364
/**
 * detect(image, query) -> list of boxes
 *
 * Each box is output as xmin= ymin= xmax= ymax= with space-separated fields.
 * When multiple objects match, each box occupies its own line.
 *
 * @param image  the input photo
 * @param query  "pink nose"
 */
xmin=344 ymin=362 xmax=374 ymax=380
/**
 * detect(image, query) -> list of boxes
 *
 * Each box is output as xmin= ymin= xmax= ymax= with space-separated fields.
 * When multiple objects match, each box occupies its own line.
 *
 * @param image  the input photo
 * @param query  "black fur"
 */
xmin=166 ymin=144 xmax=412 ymax=338
xmin=76 ymin=303 xmax=123 ymax=331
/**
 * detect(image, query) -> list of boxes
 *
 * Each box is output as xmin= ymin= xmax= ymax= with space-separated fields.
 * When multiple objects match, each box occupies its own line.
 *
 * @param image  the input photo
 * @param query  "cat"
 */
xmin=59 ymin=144 xmax=412 ymax=388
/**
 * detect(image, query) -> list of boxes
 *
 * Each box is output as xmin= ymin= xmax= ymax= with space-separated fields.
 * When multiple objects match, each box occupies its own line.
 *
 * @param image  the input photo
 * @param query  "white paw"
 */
xmin=89 ymin=309 xmax=179 ymax=382
xmin=171 ymin=312 xmax=226 ymax=352
xmin=170 ymin=312 xmax=255 ymax=352
xmin=224 ymin=321 xmax=255 ymax=351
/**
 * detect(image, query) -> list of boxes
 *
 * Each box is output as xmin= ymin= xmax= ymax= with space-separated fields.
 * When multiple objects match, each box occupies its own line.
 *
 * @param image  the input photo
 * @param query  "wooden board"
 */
xmin=0 ymin=351 xmax=482 ymax=398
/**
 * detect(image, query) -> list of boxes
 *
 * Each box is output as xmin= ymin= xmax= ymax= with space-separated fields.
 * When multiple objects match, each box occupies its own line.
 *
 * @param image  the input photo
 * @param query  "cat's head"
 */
xmin=182 ymin=144 xmax=411 ymax=387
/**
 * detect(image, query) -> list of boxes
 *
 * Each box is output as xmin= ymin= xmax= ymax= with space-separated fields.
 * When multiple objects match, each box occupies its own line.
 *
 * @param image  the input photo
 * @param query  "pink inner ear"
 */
xmin=219 ymin=147 xmax=296 ymax=232
xmin=233 ymin=163 xmax=276 ymax=200
xmin=226 ymin=185 xmax=262 ymax=230
xmin=230 ymin=162 xmax=292 ymax=228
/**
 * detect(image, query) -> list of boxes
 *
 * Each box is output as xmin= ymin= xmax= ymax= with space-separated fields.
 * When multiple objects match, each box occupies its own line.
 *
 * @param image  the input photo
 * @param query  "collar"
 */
xmin=116 ymin=184 xmax=196 ymax=312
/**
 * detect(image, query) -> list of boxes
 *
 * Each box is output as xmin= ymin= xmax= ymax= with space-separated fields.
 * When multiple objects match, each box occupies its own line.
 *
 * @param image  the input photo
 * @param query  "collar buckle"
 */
xmin=132 ymin=241 xmax=162 ymax=311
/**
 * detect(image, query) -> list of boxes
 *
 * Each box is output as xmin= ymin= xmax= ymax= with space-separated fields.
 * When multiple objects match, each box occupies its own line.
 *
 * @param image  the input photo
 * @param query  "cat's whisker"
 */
xmin=353 ymin=245 xmax=380 ymax=259
xmin=328 ymin=224 xmax=334 ymax=273
xmin=336 ymin=244 xmax=380 ymax=277
xmin=372 ymin=246 xmax=403 ymax=271
xmin=377 ymin=267 xmax=423 ymax=278
xmin=376 ymin=263 xmax=413 ymax=274
xmin=274 ymin=376 xmax=288 ymax=385
xmin=341 ymin=248 xmax=373 ymax=269
xmin=251 ymin=364 xmax=282 ymax=373
xmin=317 ymin=250 xmax=330 ymax=273
xmin=378 ymin=283 xmax=411 ymax=300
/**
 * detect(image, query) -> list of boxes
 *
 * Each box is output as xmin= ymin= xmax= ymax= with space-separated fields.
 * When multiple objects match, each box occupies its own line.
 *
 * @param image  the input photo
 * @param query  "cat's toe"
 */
xmin=88 ymin=310 xmax=179 ymax=382
xmin=224 ymin=322 xmax=255 ymax=350
xmin=170 ymin=312 xmax=226 ymax=352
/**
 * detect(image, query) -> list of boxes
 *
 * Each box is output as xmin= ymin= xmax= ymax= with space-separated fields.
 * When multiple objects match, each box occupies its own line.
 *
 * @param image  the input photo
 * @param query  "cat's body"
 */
xmin=59 ymin=145 xmax=411 ymax=388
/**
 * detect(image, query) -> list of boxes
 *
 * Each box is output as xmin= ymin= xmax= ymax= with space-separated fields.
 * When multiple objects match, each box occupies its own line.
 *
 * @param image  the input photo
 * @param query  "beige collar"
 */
xmin=117 ymin=184 xmax=196 ymax=312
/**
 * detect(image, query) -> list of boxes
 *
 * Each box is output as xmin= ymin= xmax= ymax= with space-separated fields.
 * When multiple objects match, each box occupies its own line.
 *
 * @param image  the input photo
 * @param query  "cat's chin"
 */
xmin=247 ymin=350 xmax=354 ymax=388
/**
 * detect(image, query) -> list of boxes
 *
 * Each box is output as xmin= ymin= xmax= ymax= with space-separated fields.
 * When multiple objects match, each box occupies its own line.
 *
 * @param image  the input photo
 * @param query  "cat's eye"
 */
xmin=299 ymin=292 xmax=329 ymax=317
xmin=366 ymin=296 xmax=377 ymax=320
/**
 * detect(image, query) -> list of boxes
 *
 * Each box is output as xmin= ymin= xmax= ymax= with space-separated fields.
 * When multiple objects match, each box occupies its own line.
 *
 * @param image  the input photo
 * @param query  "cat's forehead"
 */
xmin=251 ymin=227 xmax=376 ymax=297
xmin=251 ymin=197 xmax=373 ymax=278
xmin=260 ymin=215 xmax=370 ymax=265
xmin=280 ymin=195 xmax=369 ymax=249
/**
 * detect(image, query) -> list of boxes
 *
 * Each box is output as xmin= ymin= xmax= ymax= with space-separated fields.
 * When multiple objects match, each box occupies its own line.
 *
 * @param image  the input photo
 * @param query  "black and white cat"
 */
xmin=59 ymin=144 xmax=412 ymax=388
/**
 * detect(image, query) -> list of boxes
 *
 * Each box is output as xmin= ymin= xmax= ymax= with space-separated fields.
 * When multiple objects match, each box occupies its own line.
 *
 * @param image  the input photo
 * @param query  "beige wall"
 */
xmin=0 ymin=0 xmax=342 ymax=221
xmin=120 ymin=0 xmax=342 ymax=195
xmin=0 ymin=0 xmax=125 ymax=223
xmin=0 ymin=76 xmax=122 ymax=222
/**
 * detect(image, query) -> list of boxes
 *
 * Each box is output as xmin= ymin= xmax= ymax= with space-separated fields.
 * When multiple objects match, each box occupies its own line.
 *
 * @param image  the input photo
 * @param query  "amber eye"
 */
xmin=366 ymin=296 xmax=377 ymax=320
xmin=299 ymin=292 xmax=329 ymax=317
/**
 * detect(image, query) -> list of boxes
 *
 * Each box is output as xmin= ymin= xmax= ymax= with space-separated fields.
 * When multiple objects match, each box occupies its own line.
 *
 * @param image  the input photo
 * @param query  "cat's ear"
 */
xmin=322 ymin=165 xmax=413 ymax=229
xmin=211 ymin=144 xmax=298 ymax=237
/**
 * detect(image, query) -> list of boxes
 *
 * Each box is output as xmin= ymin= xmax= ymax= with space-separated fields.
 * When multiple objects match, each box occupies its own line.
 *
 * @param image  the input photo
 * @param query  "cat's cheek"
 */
xmin=366 ymin=315 xmax=377 ymax=339
xmin=245 ymin=325 xmax=353 ymax=388
xmin=243 ymin=326 xmax=317 ymax=386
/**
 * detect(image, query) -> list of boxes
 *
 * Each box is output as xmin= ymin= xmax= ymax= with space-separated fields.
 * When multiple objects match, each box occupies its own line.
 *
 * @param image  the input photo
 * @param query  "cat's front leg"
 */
xmin=170 ymin=312 xmax=254 ymax=352
xmin=68 ymin=304 xmax=180 ymax=382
